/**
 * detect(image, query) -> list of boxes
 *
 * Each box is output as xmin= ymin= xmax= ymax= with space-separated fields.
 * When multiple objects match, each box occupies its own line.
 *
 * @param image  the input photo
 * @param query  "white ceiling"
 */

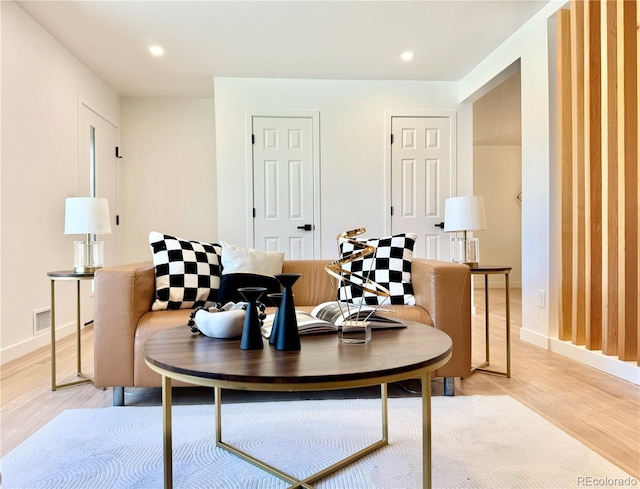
xmin=16 ymin=0 xmax=550 ymax=98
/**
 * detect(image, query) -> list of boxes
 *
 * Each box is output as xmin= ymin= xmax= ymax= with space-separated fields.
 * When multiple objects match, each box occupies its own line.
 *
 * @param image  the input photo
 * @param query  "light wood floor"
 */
xmin=1 ymin=288 xmax=639 ymax=479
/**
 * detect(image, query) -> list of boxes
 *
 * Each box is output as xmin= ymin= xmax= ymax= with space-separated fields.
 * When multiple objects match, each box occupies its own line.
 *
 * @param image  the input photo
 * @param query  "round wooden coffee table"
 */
xmin=144 ymin=321 xmax=452 ymax=489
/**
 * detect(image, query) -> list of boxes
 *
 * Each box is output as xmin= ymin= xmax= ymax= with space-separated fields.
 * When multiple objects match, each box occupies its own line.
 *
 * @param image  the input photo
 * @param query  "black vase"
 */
xmin=267 ymin=292 xmax=283 ymax=346
xmin=273 ymin=274 xmax=301 ymax=351
xmin=238 ymin=287 xmax=267 ymax=350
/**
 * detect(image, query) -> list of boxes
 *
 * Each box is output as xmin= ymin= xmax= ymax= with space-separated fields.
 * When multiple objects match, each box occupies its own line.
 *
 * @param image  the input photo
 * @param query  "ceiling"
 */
xmin=16 ymin=0 xmax=551 ymax=98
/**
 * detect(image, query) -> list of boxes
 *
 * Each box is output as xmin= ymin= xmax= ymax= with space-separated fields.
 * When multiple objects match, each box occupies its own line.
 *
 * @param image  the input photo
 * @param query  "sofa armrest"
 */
xmin=93 ymin=261 xmax=155 ymax=387
xmin=411 ymin=259 xmax=471 ymax=378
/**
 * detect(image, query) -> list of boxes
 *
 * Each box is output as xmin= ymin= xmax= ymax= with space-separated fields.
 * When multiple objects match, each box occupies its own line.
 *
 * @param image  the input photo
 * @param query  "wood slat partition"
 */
xmin=637 ymin=0 xmax=640 ymax=366
xmin=617 ymin=0 xmax=638 ymax=362
xmin=603 ymin=0 xmax=618 ymax=356
xmin=570 ymin=0 xmax=587 ymax=346
xmin=558 ymin=9 xmax=573 ymax=342
xmin=585 ymin=0 xmax=603 ymax=350
xmin=558 ymin=0 xmax=639 ymax=365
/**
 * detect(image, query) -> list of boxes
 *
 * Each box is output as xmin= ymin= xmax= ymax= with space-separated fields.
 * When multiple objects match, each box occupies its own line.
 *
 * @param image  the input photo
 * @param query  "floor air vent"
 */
xmin=33 ymin=307 xmax=51 ymax=335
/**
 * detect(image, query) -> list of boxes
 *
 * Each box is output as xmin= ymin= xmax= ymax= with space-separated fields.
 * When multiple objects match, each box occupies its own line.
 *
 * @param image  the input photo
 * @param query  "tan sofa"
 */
xmin=94 ymin=259 xmax=471 ymax=405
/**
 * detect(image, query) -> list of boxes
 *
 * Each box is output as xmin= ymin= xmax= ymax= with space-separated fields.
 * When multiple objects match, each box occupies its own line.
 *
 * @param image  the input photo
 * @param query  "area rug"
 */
xmin=1 ymin=395 xmax=633 ymax=489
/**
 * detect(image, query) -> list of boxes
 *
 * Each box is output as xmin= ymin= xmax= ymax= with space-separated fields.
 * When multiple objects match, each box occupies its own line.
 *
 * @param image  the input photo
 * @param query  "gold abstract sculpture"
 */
xmin=324 ymin=228 xmax=391 ymax=323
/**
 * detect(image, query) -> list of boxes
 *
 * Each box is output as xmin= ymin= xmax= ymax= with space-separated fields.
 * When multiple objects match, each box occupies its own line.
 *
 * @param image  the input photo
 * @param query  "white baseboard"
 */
xmin=548 ymin=339 xmax=640 ymax=385
xmin=0 ymin=321 xmax=76 ymax=364
xmin=520 ymin=328 xmax=640 ymax=385
xmin=519 ymin=327 xmax=551 ymax=349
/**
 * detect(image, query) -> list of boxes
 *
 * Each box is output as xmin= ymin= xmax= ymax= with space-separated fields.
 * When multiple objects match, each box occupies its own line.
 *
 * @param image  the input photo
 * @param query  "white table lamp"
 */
xmin=64 ymin=197 xmax=112 ymax=273
xmin=444 ymin=195 xmax=487 ymax=267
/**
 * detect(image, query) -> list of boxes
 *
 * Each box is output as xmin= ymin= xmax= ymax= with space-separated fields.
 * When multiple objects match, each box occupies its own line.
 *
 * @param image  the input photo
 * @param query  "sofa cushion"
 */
xmin=218 ymin=242 xmax=285 ymax=306
xmin=338 ymin=233 xmax=417 ymax=306
xmin=149 ymin=232 xmax=222 ymax=311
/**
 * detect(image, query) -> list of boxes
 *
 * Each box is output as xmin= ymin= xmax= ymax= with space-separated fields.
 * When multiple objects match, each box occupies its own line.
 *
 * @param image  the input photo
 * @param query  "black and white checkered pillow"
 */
xmin=149 ymin=231 xmax=222 ymax=311
xmin=338 ymin=233 xmax=417 ymax=306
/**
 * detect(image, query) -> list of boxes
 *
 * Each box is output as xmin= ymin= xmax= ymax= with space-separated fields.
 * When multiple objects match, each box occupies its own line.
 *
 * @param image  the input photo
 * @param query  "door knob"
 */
xmin=434 ymin=222 xmax=445 ymax=229
xmin=297 ymin=224 xmax=314 ymax=231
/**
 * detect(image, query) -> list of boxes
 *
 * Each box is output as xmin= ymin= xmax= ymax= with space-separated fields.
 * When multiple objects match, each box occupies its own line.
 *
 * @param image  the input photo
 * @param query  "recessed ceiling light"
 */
xmin=149 ymin=45 xmax=164 ymax=57
xmin=401 ymin=51 xmax=414 ymax=62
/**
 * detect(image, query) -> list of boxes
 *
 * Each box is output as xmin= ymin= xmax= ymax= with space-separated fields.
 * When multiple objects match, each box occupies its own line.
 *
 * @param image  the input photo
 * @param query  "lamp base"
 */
xmin=74 ymin=240 xmax=105 ymax=273
xmin=451 ymin=237 xmax=480 ymax=267
xmin=73 ymin=266 xmax=103 ymax=274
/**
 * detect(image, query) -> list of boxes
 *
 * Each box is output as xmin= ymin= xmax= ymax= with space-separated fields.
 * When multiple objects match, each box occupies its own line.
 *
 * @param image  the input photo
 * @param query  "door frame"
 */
xmin=77 ymin=99 xmax=122 ymax=264
xmin=384 ymin=110 xmax=458 ymax=237
xmin=77 ymin=99 xmax=120 ymax=194
xmin=245 ymin=109 xmax=321 ymax=258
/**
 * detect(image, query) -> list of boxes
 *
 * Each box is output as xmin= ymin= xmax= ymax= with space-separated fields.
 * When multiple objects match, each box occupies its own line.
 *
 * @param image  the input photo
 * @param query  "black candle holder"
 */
xmin=267 ymin=292 xmax=283 ymax=346
xmin=238 ymin=287 xmax=267 ymax=350
xmin=272 ymin=274 xmax=301 ymax=351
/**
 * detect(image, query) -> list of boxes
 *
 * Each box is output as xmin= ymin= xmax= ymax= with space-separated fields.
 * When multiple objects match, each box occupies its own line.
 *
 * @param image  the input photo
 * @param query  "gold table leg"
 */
xmin=76 ymin=280 xmax=81 ymax=375
xmin=422 ymin=372 xmax=432 ymax=489
xmin=50 ymin=279 xmax=57 ymax=391
xmin=162 ymin=375 xmax=173 ymax=489
xmin=484 ymin=274 xmax=490 ymax=364
xmin=74 ymin=279 xmax=95 ymax=383
xmin=51 ymin=279 xmax=93 ymax=391
xmin=473 ymin=271 xmax=511 ymax=378
xmin=212 ymin=384 xmax=391 ymax=489
xmin=50 ymin=278 xmax=93 ymax=390
xmin=51 ymin=279 xmax=94 ymax=391
xmin=214 ymin=386 xmax=222 ymax=445
xmin=505 ymin=273 xmax=511 ymax=378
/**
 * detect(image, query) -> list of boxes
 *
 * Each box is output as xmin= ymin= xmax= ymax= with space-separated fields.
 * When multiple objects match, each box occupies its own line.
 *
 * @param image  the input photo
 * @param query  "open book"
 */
xmin=261 ymin=301 xmax=405 ymax=338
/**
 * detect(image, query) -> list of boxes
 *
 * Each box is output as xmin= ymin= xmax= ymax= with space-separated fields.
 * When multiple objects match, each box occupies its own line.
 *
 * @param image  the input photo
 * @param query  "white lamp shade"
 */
xmin=443 ymin=196 xmax=487 ymax=232
xmin=64 ymin=197 xmax=112 ymax=235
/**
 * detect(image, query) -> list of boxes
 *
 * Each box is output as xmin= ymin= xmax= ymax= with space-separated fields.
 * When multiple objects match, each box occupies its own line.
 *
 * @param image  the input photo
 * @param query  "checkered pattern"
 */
xmin=338 ymin=233 xmax=417 ymax=306
xmin=149 ymin=232 xmax=222 ymax=311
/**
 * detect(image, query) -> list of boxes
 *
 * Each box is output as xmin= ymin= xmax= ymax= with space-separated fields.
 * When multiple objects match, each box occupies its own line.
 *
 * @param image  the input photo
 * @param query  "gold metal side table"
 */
xmin=469 ymin=265 xmax=512 ymax=378
xmin=47 ymin=270 xmax=96 ymax=390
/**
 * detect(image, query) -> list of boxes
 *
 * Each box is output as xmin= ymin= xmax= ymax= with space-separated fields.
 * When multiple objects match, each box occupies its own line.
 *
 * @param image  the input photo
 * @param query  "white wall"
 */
xmin=213 ymin=77 xmax=471 ymax=258
xmin=460 ymin=1 xmax=563 ymax=346
xmin=0 ymin=2 xmax=4 ymax=355
xmin=120 ymin=97 xmax=217 ymax=263
xmin=461 ymin=2 xmax=564 ymax=348
xmin=0 ymin=1 xmax=120 ymax=361
xmin=473 ymin=72 xmax=522 ymax=146
xmin=473 ymin=71 xmax=522 ymax=287
xmin=474 ymin=145 xmax=522 ymax=287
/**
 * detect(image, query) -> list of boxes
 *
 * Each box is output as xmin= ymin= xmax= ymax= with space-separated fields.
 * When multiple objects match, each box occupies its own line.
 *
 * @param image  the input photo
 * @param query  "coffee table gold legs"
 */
xmin=381 ymin=382 xmax=389 ymax=443
xmin=422 ymin=371 xmax=431 ymax=489
xmin=215 ymin=386 xmax=222 ymax=444
xmin=162 ymin=376 xmax=173 ymax=489
xmin=212 ymin=385 xmax=390 ymax=489
xmin=161 ymin=381 xmax=433 ymax=489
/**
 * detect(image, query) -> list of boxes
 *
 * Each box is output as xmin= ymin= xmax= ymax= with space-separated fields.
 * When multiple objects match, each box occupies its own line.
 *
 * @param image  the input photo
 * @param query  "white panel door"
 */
xmin=252 ymin=116 xmax=315 ymax=259
xmin=391 ymin=116 xmax=452 ymax=260
xmin=79 ymin=104 xmax=120 ymax=267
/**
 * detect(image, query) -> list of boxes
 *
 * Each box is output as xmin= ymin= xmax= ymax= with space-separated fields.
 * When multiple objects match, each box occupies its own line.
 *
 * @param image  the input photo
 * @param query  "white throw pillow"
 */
xmin=221 ymin=242 xmax=285 ymax=277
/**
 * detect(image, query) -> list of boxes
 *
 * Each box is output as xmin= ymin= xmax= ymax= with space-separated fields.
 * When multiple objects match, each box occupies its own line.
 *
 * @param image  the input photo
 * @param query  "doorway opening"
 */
xmin=472 ymin=70 xmax=523 ymax=290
